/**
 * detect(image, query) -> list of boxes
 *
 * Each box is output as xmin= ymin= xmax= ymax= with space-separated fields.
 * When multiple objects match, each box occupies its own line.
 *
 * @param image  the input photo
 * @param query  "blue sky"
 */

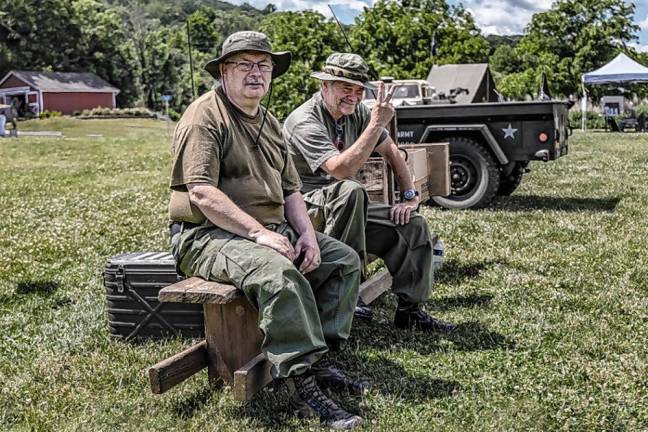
xmin=229 ymin=0 xmax=648 ymax=50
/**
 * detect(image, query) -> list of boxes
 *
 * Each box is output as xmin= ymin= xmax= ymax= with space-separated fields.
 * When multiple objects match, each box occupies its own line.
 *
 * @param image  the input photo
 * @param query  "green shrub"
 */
xmin=77 ymin=106 xmax=156 ymax=118
xmin=569 ymin=110 xmax=606 ymax=129
xmin=38 ymin=110 xmax=62 ymax=119
xmin=168 ymin=109 xmax=181 ymax=121
xmin=635 ymin=104 xmax=648 ymax=116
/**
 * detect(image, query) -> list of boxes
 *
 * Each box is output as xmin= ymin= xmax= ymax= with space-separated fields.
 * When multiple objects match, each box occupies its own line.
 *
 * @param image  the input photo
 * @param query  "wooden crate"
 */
xmin=355 ymin=157 xmax=389 ymax=204
xmin=400 ymin=143 xmax=450 ymax=197
xmin=355 ymin=148 xmax=432 ymax=204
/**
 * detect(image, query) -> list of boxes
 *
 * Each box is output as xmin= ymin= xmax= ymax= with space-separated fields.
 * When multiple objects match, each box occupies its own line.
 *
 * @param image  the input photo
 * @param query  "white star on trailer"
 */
xmin=502 ymin=123 xmax=517 ymax=139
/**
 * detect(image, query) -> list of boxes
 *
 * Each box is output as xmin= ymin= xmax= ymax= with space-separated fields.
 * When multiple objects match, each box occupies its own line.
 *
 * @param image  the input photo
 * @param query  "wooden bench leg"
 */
xmin=203 ymin=297 xmax=263 ymax=385
xmin=233 ymin=353 xmax=273 ymax=401
xmin=148 ymin=340 xmax=208 ymax=394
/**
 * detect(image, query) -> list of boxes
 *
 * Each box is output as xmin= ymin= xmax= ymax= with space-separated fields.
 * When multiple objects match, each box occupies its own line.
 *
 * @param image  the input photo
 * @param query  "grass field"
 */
xmin=1 ymin=118 xmax=646 ymax=431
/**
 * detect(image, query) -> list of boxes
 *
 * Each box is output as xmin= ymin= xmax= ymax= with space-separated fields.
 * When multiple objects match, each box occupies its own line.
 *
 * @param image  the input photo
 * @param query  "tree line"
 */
xmin=0 ymin=0 xmax=643 ymax=119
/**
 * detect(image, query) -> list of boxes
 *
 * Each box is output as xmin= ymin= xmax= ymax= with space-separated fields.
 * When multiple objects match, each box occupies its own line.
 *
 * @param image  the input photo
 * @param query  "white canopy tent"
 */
xmin=581 ymin=53 xmax=648 ymax=130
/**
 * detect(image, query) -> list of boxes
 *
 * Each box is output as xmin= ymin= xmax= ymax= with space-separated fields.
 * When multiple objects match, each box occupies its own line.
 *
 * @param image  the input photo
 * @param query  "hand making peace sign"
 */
xmin=370 ymin=81 xmax=397 ymax=128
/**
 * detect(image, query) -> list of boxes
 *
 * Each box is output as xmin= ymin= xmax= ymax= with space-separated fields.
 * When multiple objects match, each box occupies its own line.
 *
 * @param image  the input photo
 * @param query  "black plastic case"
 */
xmin=103 ymin=252 xmax=204 ymax=341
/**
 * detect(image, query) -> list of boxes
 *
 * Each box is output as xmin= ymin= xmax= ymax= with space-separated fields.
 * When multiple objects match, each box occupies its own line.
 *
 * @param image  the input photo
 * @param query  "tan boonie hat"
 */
xmin=204 ymin=31 xmax=292 ymax=79
xmin=311 ymin=53 xmax=377 ymax=90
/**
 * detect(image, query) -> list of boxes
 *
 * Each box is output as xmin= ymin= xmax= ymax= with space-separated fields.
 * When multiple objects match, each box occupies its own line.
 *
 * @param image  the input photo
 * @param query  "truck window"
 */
xmin=393 ymin=84 xmax=420 ymax=99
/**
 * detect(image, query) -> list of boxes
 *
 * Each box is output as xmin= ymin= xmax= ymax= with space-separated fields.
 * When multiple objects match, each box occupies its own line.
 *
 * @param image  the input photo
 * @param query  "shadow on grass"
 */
xmin=494 ymin=195 xmax=621 ymax=212
xmin=436 ymin=258 xmax=507 ymax=285
xmin=363 ymin=355 xmax=460 ymax=401
xmin=231 ymin=381 xmax=297 ymax=428
xmin=15 ymin=280 xmax=59 ymax=296
xmin=429 ymin=293 xmax=493 ymax=311
xmin=171 ymin=384 xmax=219 ymax=419
xmin=229 ymin=351 xmax=460 ymax=428
xmin=351 ymin=317 xmax=514 ymax=354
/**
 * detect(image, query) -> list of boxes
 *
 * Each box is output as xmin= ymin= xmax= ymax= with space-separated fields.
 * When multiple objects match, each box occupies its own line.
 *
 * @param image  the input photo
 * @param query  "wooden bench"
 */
xmin=148 ymin=269 xmax=392 ymax=401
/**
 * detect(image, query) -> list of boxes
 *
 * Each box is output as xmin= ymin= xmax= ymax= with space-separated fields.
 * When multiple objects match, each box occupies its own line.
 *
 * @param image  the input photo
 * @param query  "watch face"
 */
xmin=403 ymin=189 xmax=415 ymax=200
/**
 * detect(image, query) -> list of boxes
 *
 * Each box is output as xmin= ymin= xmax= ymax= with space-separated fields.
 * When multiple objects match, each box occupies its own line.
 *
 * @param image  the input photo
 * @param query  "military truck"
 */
xmin=365 ymin=78 xmax=572 ymax=209
xmin=395 ymin=100 xmax=571 ymax=209
xmin=364 ymin=79 xmax=443 ymax=108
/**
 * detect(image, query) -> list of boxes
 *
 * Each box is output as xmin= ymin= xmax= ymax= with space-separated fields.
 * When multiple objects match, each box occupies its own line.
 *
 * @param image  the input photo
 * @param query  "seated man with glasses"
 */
xmin=283 ymin=53 xmax=456 ymax=332
xmin=168 ymin=32 xmax=365 ymax=429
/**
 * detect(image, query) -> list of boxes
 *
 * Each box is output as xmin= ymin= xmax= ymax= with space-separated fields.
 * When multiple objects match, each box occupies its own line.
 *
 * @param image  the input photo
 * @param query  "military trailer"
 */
xmin=395 ymin=100 xmax=571 ymax=209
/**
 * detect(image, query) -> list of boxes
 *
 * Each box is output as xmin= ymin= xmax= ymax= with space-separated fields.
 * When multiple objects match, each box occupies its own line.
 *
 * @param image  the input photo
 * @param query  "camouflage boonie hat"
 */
xmin=311 ymin=53 xmax=376 ymax=90
xmin=204 ymin=31 xmax=292 ymax=80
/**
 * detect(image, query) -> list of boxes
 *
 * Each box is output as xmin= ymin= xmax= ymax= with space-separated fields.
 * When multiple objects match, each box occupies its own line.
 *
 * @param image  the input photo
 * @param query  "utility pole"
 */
xmin=186 ymin=20 xmax=196 ymax=100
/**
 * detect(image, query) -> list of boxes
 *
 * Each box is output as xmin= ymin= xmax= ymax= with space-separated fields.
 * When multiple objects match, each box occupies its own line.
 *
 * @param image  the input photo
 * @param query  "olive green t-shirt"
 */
xmin=169 ymin=85 xmax=302 ymax=226
xmin=283 ymin=92 xmax=388 ymax=194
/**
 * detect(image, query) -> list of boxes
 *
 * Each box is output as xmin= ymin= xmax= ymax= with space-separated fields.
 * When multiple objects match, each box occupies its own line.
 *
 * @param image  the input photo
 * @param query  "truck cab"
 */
xmin=363 ymin=79 xmax=444 ymax=108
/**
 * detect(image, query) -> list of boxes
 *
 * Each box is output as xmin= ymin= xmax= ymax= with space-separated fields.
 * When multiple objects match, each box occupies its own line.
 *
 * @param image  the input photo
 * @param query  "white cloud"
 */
xmin=640 ymin=16 xmax=648 ymax=31
xmin=461 ymin=0 xmax=552 ymax=35
xmin=629 ymin=43 xmax=648 ymax=53
xmin=225 ymin=0 xmax=371 ymax=18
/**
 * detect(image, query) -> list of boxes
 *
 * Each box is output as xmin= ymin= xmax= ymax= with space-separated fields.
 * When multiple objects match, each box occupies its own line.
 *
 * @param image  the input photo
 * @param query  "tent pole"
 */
xmin=581 ymin=77 xmax=587 ymax=132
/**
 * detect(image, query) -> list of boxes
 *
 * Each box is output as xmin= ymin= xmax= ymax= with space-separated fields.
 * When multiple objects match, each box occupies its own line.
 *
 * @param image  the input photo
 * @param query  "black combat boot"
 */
xmin=394 ymin=301 xmax=457 ymax=332
xmin=288 ymin=373 xmax=364 ymax=430
xmin=311 ymin=363 xmax=372 ymax=395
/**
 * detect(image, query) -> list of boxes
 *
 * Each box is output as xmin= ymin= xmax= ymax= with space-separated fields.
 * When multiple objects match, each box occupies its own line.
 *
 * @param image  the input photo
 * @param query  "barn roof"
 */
xmin=0 ymin=71 xmax=119 ymax=93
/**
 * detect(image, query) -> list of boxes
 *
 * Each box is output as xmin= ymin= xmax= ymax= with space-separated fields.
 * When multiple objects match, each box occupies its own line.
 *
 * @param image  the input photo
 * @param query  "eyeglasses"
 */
xmin=225 ymin=60 xmax=274 ymax=73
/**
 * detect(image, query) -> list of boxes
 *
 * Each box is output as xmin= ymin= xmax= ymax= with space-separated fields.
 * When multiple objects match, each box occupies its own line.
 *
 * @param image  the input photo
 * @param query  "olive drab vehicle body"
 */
xmin=395 ymin=100 xmax=571 ymax=209
xmin=365 ymin=78 xmax=572 ymax=209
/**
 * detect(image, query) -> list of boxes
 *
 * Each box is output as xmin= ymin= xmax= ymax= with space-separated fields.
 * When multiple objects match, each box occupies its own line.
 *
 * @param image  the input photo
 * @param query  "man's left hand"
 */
xmin=390 ymin=198 xmax=419 ymax=225
xmin=294 ymin=232 xmax=321 ymax=273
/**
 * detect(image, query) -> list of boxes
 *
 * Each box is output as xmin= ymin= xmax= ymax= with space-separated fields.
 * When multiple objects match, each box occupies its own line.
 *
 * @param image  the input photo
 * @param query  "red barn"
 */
xmin=0 ymin=70 xmax=120 ymax=116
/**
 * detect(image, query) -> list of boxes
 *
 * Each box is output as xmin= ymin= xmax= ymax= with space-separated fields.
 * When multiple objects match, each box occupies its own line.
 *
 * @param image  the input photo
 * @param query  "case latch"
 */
xmin=115 ymin=265 xmax=126 ymax=293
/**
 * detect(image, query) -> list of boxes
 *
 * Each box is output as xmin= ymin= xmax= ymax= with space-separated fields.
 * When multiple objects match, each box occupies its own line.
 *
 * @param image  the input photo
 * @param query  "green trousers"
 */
xmin=303 ymin=180 xmax=436 ymax=304
xmin=172 ymin=222 xmax=360 ymax=379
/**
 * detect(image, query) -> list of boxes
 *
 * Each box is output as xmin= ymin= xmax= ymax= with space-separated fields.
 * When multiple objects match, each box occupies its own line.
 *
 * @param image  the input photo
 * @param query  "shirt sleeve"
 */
xmin=289 ymin=122 xmax=340 ymax=174
xmin=170 ymin=124 xmax=222 ymax=189
xmin=281 ymin=150 xmax=303 ymax=196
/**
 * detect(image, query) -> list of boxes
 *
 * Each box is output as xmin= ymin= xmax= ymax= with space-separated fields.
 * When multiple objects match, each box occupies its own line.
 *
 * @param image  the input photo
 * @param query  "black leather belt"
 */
xmin=169 ymin=221 xmax=201 ymax=238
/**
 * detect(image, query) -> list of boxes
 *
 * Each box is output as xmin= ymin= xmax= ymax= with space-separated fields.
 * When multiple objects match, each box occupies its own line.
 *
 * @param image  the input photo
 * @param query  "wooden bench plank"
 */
xmin=359 ymin=269 xmax=392 ymax=304
xmin=148 ymin=340 xmax=208 ymax=394
xmin=233 ymin=353 xmax=273 ymax=401
xmin=159 ymin=277 xmax=243 ymax=304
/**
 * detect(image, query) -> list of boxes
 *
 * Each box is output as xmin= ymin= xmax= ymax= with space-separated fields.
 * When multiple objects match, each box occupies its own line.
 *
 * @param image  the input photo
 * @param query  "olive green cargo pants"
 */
xmin=172 ymin=222 xmax=360 ymax=379
xmin=303 ymin=180 xmax=436 ymax=304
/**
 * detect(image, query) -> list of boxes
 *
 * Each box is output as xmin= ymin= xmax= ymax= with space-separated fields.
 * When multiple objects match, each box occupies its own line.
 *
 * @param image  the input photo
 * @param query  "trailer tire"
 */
xmin=430 ymin=137 xmax=500 ymax=209
xmin=497 ymin=162 xmax=527 ymax=196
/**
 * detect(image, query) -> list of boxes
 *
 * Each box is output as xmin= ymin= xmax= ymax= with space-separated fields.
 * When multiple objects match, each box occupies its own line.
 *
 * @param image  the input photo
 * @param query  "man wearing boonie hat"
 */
xmin=168 ymin=32 xmax=365 ymax=429
xmin=284 ymin=52 xmax=457 ymax=333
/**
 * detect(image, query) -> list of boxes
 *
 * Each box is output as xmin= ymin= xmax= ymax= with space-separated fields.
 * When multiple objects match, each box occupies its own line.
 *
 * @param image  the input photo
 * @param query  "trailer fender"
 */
xmin=420 ymin=124 xmax=509 ymax=165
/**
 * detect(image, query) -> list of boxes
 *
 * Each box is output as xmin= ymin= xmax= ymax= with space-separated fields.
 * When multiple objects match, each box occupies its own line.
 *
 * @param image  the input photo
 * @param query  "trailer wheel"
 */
xmin=431 ymin=137 xmax=500 ymax=209
xmin=497 ymin=162 xmax=527 ymax=196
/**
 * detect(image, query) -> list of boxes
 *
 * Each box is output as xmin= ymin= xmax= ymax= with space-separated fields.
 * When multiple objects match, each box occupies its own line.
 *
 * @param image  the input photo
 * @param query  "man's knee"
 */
xmin=396 ymin=214 xmax=434 ymax=250
xmin=334 ymin=241 xmax=362 ymax=276
xmin=336 ymin=180 xmax=367 ymax=205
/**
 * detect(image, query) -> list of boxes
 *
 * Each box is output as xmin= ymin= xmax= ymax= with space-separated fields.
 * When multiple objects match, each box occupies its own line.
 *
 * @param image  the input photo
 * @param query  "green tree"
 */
xmin=0 ymin=0 xmax=83 ymax=73
xmin=496 ymin=0 xmax=639 ymax=98
xmin=259 ymin=11 xmax=346 ymax=119
xmin=72 ymin=0 xmax=139 ymax=106
xmin=349 ymin=0 xmax=489 ymax=79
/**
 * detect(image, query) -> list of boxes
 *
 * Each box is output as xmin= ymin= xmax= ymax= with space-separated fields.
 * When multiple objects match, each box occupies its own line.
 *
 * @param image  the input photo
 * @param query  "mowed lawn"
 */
xmin=1 ymin=118 xmax=646 ymax=431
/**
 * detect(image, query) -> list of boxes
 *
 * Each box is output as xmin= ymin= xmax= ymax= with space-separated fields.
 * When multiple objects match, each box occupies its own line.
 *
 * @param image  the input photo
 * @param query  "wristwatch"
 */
xmin=402 ymin=188 xmax=419 ymax=201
